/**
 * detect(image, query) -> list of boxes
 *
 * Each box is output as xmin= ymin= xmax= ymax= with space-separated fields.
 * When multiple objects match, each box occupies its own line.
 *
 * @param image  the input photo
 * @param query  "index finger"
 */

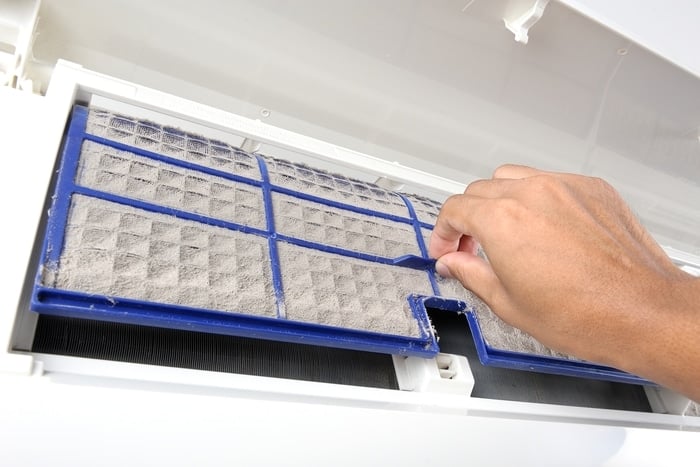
xmin=428 ymin=194 xmax=490 ymax=259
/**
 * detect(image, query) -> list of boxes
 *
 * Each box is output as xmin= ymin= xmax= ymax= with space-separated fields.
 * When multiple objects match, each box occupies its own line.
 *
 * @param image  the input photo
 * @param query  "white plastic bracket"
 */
xmin=240 ymin=137 xmax=262 ymax=153
xmin=393 ymin=353 xmax=474 ymax=395
xmin=503 ymin=0 xmax=550 ymax=44
xmin=0 ymin=0 xmax=41 ymax=92
xmin=644 ymin=386 xmax=692 ymax=415
xmin=374 ymin=176 xmax=405 ymax=191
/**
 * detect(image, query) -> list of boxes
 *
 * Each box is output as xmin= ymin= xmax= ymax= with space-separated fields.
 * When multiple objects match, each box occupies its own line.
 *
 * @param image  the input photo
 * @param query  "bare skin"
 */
xmin=429 ymin=164 xmax=700 ymax=402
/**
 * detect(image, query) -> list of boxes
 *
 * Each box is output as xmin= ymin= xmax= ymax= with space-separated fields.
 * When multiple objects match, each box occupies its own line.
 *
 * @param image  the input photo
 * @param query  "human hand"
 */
xmin=429 ymin=164 xmax=700 ymax=400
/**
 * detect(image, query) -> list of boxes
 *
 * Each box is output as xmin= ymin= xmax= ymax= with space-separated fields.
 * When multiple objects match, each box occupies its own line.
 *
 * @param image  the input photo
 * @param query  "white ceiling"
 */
xmin=23 ymin=0 xmax=700 ymax=253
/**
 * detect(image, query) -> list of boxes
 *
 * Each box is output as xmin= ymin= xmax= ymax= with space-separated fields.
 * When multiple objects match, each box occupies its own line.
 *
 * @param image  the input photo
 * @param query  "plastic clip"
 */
xmin=391 ymin=255 xmax=436 ymax=270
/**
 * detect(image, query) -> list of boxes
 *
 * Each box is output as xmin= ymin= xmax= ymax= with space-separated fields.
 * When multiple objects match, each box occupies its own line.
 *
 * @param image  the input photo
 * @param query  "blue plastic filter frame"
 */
xmin=32 ymin=106 xmax=451 ymax=357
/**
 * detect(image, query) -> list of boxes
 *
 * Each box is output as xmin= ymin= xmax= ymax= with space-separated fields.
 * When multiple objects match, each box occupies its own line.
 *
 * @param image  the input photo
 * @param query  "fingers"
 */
xmin=458 ymin=235 xmax=479 ymax=256
xmin=464 ymin=165 xmax=559 ymax=199
xmin=435 ymin=251 xmax=507 ymax=314
xmin=428 ymin=194 xmax=492 ymax=259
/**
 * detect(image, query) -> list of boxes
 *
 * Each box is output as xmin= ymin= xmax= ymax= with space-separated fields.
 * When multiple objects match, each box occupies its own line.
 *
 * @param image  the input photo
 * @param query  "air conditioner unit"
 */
xmin=2 ymin=1 xmax=700 ymax=465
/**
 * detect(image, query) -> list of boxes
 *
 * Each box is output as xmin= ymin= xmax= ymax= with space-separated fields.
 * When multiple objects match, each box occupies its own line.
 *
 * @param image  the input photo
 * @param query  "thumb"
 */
xmin=435 ymin=251 xmax=503 ymax=309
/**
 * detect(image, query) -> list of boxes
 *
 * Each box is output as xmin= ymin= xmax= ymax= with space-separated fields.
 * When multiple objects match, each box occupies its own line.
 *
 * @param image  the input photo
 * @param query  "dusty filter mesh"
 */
xmin=39 ymin=107 xmax=436 ymax=344
xmin=77 ymin=141 xmax=266 ymax=229
xmin=265 ymin=156 xmax=410 ymax=217
xmin=278 ymin=242 xmax=433 ymax=336
xmin=404 ymin=193 xmax=442 ymax=226
xmin=86 ymin=108 xmax=262 ymax=180
xmin=48 ymin=195 xmax=277 ymax=316
xmin=272 ymin=192 xmax=420 ymax=258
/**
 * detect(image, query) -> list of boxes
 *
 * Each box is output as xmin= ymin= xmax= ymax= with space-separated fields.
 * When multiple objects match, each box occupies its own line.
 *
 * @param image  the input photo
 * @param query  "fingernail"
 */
xmin=435 ymin=260 xmax=451 ymax=278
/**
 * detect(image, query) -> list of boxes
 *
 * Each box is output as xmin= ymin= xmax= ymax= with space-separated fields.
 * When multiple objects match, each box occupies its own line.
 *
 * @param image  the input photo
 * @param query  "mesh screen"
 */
xmin=278 ymin=242 xmax=432 ymax=337
xmin=40 ymin=107 xmax=439 ymax=342
xmin=265 ymin=156 xmax=409 ymax=217
xmin=86 ymin=108 xmax=261 ymax=180
xmin=272 ymin=192 xmax=420 ymax=258
xmin=78 ymin=141 xmax=266 ymax=229
xmin=51 ymin=195 xmax=276 ymax=316
xmin=403 ymin=193 xmax=442 ymax=226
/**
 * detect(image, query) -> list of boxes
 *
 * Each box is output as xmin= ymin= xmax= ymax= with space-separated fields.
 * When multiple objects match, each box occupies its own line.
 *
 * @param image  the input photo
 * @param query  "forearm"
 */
xmin=619 ymin=276 xmax=700 ymax=402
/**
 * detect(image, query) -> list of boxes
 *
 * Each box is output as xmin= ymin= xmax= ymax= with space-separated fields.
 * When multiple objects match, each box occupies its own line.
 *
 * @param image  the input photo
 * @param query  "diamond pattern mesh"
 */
xmin=78 ymin=141 xmax=266 ymax=229
xmin=265 ymin=157 xmax=409 ymax=217
xmin=40 ymin=107 xmax=448 ymax=345
xmin=272 ymin=192 xmax=420 ymax=258
xmin=52 ymin=195 xmax=276 ymax=316
xmin=278 ymin=242 xmax=433 ymax=337
xmin=404 ymin=193 xmax=442 ymax=225
xmin=86 ymin=108 xmax=261 ymax=180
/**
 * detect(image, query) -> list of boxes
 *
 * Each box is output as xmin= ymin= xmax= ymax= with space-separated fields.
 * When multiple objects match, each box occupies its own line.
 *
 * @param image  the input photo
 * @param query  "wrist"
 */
xmin=621 ymin=275 xmax=700 ymax=400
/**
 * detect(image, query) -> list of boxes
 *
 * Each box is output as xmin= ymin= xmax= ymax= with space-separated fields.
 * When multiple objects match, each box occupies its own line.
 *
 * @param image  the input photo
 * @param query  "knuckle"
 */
xmin=534 ymin=174 xmax=564 ymax=191
xmin=438 ymin=194 xmax=459 ymax=211
xmin=529 ymin=174 xmax=572 ymax=202
xmin=493 ymin=197 xmax=525 ymax=225
xmin=437 ymin=194 xmax=467 ymax=224
xmin=492 ymin=164 xmax=517 ymax=178
xmin=443 ymin=193 xmax=464 ymax=210
xmin=464 ymin=179 xmax=485 ymax=194
xmin=499 ymin=197 xmax=523 ymax=216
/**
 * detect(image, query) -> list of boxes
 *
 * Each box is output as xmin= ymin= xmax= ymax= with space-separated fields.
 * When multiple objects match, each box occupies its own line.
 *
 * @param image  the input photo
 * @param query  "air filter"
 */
xmin=32 ymin=105 xmax=648 ymax=383
xmin=33 ymin=106 xmax=450 ymax=356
